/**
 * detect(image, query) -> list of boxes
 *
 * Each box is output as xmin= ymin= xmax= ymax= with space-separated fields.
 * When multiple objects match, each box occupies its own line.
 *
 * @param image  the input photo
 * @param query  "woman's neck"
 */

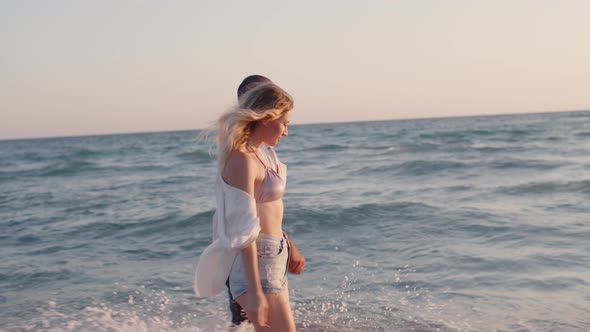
xmin=247 ymin=133 xmax=264 ymax=148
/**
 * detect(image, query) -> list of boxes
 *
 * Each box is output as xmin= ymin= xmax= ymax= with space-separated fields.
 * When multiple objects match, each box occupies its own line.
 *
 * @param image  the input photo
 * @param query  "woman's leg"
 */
xmin=235 ymin=286 xmax=295 ymax=332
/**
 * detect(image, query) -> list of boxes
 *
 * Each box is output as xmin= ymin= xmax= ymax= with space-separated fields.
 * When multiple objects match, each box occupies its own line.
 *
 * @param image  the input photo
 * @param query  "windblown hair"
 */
xmin=216 ymin=83 xmax=293 ymax=170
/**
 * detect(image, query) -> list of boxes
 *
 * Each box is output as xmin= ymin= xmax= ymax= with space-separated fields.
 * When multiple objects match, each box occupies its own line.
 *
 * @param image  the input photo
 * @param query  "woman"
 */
xmin=194 ymin=80 xmax=300 ymax=331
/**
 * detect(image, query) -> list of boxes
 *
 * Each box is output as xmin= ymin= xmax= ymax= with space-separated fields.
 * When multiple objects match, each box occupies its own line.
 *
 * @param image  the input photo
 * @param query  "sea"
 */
xmin=1 ymin=111 xmax=589 ymax=332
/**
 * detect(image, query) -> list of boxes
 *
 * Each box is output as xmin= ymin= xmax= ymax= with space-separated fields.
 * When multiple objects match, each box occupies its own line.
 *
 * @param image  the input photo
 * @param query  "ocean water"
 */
xmin=1 ymin=111 xmax=590 ymax=332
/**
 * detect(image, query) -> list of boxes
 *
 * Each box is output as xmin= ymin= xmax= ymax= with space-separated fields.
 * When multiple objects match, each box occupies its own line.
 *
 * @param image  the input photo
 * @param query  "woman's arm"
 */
xmin=287 ymin=237 xmax=305 ymax=274
xmin=223 ymin=151 xmax=268 ymax=327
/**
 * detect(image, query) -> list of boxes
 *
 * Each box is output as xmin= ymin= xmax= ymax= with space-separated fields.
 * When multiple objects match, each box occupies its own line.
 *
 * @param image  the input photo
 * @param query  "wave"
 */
xmin=352 ymin=160 xmax=467 ymax=176
xmin=15 ymin=234 xmax=43 ymax=246
xmin=38 ymin=160 xmax=99 ymax=177
xmin=486 ymin=158 xmax=565 ymax=171
xmin=419 ymin=128 xmax=543 ymax=145
xmin=363 ymin=144 xmax=398 ymax=151
xmin=396 ymin=142 xmax=439 ymax=153
xmin=176 ymin=149 xmax=213 ymax=163
xmin=1 ymin=293 xmax=463 ymax=332
xmin=399 ymin=160 xmax=467 ymax=175
xmin=60 ymin=210 xmax=214 ymax=243
xmin=420 ymin=129 xmax=496 ymax=140
xmin=1 ymin=161 xmax=176 ymax=180
xmin=70 ymin=148 xmax=105 ymax=159
xmin=27 ymin=243 xmax=91 ymax=255
xmin=122 ymin=248 xmax=176 ymax=260
xmin=0 ymin=160 xmax=97 ymax=180
xmin=308 ymin=144 xmax=349 ymax=152
xmin=511 ymin=275 xmax=588 ymax=292
xmin=494 ymin=179 xmax=590 ymax=196
xmin=19 ymin=151 xmax=47 ymax=162
xmin=544 ymin=136 xmax=564 ymax=142
xmin=472 ymin=146 xmax=509 ymax=153
xmin=1 ymin=160 xmax=103 ymax=180
xmin=36 ymin=148 xmax=109 ymax=162
xmin=1 ymin=268 xmax=83 ymax=291
xmin=284 ymin=201 xmax=442 ymax=233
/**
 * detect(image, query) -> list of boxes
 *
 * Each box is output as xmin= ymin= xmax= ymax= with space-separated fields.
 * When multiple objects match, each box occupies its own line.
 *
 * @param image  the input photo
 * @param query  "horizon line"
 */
xmin=2 ymin=108 xmax=588 ymax=142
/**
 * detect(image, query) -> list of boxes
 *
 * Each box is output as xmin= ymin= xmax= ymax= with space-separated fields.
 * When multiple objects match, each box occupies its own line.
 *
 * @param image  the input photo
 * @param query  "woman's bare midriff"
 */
xmin=256 ymin=199 xmax=284 ymax=238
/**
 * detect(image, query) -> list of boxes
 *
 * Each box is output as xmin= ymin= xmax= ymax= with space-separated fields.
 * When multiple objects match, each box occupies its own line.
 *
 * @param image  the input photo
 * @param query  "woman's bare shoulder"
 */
xmin=223 ymin=149 xmax=258 ymax=194
xmin=225 ymin=149 xmax=255 ymax=171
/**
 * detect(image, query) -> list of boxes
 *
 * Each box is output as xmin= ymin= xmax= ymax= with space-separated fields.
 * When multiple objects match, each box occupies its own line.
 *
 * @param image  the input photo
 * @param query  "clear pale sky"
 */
xmin=1 ymin=1 xmax=589 ymax=140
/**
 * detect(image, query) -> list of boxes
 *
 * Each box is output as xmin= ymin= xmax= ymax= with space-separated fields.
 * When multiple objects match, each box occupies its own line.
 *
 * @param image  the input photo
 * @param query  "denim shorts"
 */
xmin=229 ymin=233 xmax=289 ymax=300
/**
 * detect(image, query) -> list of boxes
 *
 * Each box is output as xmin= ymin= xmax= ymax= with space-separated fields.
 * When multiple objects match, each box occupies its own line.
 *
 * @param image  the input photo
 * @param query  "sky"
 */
xmin=1 ymin=0 xmax=589 ymax=140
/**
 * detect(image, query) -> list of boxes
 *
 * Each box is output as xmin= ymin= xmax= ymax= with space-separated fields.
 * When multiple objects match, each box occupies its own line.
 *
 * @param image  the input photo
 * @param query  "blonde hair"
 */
xmin=216 ymin=83 xmax=293 ymax=170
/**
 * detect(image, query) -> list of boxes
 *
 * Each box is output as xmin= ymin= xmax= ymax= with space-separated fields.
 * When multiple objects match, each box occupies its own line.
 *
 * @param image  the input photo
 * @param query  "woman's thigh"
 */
xmin=265 ymin=287 xmax=295 ymax=332
xmin=235 ymin=287 xmax=295 ymax=332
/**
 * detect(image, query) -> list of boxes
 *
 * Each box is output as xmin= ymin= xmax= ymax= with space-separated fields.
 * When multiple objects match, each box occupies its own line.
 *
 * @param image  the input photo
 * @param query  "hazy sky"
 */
xmin=1 ymin=1 xmax=589 ymax=139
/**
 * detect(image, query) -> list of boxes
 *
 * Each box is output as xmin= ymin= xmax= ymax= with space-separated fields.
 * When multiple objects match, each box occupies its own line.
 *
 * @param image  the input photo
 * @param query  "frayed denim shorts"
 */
xmin=229 ymin=233 xmax=289 ymax=300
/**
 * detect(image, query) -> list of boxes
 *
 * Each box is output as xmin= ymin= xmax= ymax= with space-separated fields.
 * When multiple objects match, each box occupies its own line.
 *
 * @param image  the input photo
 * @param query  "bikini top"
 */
xmin=250 ymin=144 xmax=287 ymax=203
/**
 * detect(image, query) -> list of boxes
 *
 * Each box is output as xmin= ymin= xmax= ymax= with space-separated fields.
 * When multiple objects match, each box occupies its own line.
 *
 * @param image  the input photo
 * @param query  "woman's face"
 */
xmin=260 ymin=111 xmax=290 ymax=146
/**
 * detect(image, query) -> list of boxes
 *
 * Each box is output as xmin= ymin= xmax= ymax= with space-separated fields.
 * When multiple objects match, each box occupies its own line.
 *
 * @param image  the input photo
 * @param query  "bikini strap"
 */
xmin=264 ymin=145 xmax=279 ymax=169
xmin=247 ymin=145 xmax=269 ymax=168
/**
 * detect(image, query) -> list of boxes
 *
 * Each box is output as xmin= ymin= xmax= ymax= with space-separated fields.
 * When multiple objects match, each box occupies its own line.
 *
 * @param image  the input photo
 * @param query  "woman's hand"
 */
xmin=246 ymin=291 xmax=269 ymax=328
xmin=288 ymin=239 xmax=305 ymax=274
